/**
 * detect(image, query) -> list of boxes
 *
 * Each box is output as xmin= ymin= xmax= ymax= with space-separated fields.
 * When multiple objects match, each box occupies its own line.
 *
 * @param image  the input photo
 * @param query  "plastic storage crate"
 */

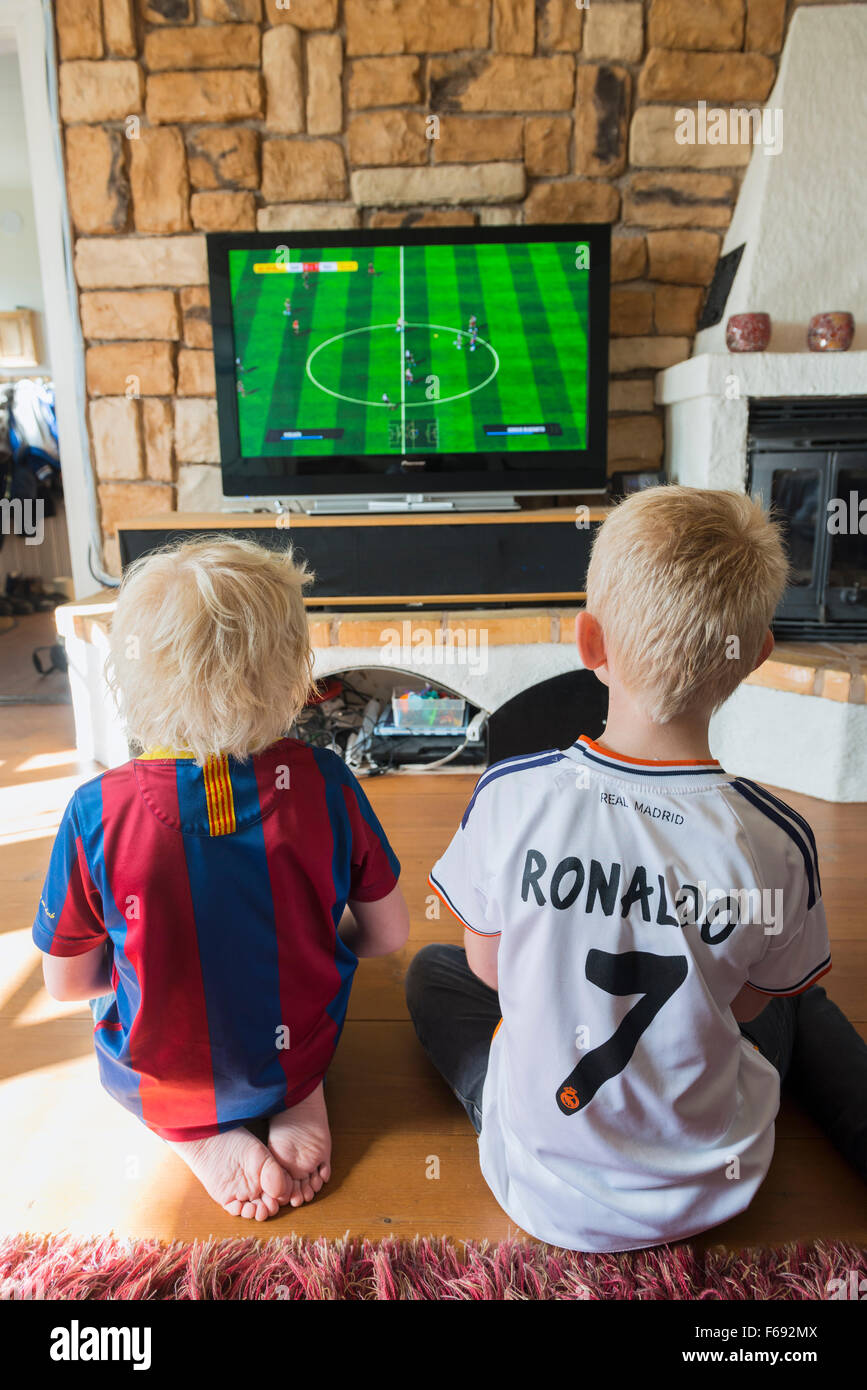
xmin=391 ymin=690 xmax=467 ymax=733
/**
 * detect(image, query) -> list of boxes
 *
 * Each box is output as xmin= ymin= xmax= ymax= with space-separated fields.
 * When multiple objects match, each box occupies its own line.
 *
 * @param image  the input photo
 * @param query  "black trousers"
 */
xmin=405 ymin=943 xmax=867 ymax=1181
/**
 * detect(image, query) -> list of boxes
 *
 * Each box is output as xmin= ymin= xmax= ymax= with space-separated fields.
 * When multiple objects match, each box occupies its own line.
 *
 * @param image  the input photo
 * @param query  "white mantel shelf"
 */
xmin=656 ymin=351 xmax=867 ymax=406
xmin=654 ymin=352 xmax=867 ymax=496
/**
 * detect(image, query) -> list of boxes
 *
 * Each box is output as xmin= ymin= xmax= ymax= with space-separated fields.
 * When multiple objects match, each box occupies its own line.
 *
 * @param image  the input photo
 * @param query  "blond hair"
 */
xmin=107 ymin=535 xmax=314 ymax=764
xmin=585 ymin=485 xmax=788 ymax=723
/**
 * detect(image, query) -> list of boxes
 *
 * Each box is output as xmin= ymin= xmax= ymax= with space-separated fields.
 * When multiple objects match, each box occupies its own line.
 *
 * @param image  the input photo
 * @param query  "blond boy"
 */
xmin=33 ymin=538 xmax=409 ymax=1220
xmin=409 ymin=486 xmax=866 ymax=1250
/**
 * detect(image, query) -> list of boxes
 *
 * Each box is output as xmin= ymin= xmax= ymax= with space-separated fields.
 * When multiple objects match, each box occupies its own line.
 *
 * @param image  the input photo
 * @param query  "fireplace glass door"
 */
xmin=748 ymin=399 xmax=867 ymax=639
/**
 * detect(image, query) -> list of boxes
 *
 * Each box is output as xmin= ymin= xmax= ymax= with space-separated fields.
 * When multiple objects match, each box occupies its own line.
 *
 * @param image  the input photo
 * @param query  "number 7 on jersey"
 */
xmin=556 ymin=950 xmax=688 ymax=1115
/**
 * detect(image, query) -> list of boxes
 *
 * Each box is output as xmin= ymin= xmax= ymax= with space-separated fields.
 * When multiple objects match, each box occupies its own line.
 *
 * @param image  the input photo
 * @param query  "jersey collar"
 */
xmin=137 ymin=747 xmax=196 ymax=760
xmin=132 ymin=747 xmax=281 ymax=836
xmin=572 ymin=734 xmax=725 ymax=779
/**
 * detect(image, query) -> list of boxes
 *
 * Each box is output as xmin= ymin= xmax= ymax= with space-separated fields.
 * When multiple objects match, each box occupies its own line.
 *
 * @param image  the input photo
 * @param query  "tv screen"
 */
xmin=207 ymin=224 xmax=610 ymax=500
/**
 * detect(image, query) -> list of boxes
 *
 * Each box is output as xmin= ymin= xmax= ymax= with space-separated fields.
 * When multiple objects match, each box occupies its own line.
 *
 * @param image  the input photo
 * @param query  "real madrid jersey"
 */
xmin=429 ymin=735 xmax=831 ymax=1252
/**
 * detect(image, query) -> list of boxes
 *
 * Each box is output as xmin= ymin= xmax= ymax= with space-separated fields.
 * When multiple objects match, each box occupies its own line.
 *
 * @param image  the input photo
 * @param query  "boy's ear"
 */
xmin=752 ymin=629 xmax=775 ymax=671
xmin=576 ymin=610 xmax=607 ymax=673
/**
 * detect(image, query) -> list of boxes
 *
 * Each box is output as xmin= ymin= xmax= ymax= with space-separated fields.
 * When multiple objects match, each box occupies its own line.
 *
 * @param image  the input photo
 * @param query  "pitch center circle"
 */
xmin=305 ymin=322 xmax=499 ymax=408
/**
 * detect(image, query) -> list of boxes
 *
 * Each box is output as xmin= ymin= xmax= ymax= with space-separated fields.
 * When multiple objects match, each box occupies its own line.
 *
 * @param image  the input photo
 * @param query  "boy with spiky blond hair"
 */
xmin=409 ymin=486 xmax=866 ymax=1251
xmin=33 ymin=537 xmax=409 ymax=1221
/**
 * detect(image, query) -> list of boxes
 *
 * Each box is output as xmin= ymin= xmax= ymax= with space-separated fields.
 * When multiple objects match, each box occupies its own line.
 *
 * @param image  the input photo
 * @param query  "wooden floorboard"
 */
xmin=0 ymin=702 xmax=864 ymax=1250
xmin=0 ymin=611 xmax=70 ymax=702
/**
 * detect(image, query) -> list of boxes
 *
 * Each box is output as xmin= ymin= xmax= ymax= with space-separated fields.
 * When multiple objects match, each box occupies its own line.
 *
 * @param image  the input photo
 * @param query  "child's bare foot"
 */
xmin=267 ymin=1083 xmax=332 ymax=1207
xmin=167 ymin=1126 xmax=293 ymax=1221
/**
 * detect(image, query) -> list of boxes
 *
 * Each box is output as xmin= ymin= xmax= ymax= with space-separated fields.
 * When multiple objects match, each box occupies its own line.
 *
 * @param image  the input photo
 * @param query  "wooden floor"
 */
xmin=0 ymin=611 xmax=70 ymax=702
xmin=0 ymin=693 xmax=864 ymax=1252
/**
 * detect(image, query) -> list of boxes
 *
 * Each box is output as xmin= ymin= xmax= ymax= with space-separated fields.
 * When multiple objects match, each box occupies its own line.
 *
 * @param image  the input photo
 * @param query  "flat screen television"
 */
xmin=207 ymin=223 xmax=610 ymax=506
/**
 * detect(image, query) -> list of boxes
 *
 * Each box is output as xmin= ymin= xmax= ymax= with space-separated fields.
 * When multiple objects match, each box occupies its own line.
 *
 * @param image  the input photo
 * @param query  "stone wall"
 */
xmin=55 ymin=0 xmax=811 ymax=570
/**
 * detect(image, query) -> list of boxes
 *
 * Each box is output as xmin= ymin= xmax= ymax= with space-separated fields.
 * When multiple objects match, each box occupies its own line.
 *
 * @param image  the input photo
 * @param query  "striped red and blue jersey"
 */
xmin=32 ymin=739 xmax=399 ymax=1140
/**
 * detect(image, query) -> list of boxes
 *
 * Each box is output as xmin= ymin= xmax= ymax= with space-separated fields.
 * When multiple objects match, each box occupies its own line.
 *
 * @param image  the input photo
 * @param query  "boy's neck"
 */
xmin=595 ymin=688 xmax=715 ymax=764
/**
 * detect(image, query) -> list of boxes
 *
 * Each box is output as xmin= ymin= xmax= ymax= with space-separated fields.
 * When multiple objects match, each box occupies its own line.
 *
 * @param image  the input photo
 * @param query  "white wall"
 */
xmin=695 ymin=5 xmax=867 ymax=355
xmin=0 ymin=49 xmax=49 ymax=374
xmin=0 ymin=49 xmax=29 ymax=184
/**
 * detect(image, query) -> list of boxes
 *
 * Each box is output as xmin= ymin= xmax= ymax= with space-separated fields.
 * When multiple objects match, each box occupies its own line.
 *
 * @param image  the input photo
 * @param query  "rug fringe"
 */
xmin=0 ymin=1232 xmax=864 ymax=1300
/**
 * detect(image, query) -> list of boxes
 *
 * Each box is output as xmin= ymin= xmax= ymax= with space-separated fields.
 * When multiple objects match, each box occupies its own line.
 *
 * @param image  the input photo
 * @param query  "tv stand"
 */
xmin=117 ymin=507 xmax=608 ymax=606
xmin=306 ymin=493 xmax=519 ymax=515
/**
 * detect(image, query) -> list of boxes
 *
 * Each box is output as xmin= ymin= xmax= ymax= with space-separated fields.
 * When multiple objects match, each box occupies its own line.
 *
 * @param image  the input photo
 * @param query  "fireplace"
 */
xmin=748 ymin=398 xmax=867 ymax=640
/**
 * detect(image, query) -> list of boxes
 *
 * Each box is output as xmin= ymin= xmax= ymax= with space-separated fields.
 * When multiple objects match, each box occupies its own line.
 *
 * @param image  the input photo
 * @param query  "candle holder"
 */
xmin=726 ymin=312 xmax=771 ymax=352
xmin=807 ymin=312 xmax=855 ymax=351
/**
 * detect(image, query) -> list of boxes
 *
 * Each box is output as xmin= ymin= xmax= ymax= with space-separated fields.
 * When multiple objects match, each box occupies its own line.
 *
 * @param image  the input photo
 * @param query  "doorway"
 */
xmin=0 ymin=0 xmax=97 ymax=607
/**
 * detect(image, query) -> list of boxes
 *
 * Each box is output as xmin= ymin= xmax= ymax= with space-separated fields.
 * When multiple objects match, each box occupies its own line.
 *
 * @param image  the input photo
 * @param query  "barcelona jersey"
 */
xmin=32 ymin=740 xmax=400 ymax=1140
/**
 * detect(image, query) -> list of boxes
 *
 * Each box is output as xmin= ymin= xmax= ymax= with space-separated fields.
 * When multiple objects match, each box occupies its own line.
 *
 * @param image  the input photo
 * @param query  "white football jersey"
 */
xmin=429 ymin=735 xmax=831 ymax=1252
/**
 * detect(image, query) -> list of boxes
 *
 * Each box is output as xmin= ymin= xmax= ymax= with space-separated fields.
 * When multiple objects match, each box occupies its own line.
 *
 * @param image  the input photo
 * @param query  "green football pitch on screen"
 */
xmin=229 ymin=241 xmax=590 ymax=459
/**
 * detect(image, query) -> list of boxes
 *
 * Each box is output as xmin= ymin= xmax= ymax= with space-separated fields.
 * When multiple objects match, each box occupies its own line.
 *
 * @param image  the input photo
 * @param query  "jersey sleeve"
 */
xmin=342 ymin=769 xmax=401 ymax=903
xmin=32 ymin=796 xmax=108 ymax=957
xmin=747 ymin=839 xmax=832 ymax=997
xmin=429 ymin=777 xmax=498 ymax=937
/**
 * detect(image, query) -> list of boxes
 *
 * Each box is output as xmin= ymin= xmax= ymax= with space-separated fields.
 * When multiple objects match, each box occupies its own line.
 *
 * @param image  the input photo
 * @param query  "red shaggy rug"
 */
xmin=1 ymin=1233 xmax=864 ymax=1300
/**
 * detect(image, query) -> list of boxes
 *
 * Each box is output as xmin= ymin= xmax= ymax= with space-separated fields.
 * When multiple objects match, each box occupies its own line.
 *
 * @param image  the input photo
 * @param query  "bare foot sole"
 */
xmin=268 ymin=1083 xmax=332 ymax=1207
xmin=167 ymin=1126 xmax=293 ymax=1221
